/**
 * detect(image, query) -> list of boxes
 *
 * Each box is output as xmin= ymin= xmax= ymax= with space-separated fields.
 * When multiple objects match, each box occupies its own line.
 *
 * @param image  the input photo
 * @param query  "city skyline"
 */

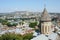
xmin=0 ymin=0 xmax=60 ymax=13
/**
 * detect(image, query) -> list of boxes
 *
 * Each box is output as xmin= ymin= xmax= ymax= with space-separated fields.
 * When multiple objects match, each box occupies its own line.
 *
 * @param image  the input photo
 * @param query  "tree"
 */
xmin=0 ymin=33 xmax=23 ymax=40
xmin=0 ymin=19 xmax=8 ymax=25
xmin=7 ymin=22 xmax=17 ymax=27
xmin=19 ymin=22 xmax=24 ymax=25
xmin=29 ymin=22 xmax=37 ymax=28
xmin=0 ymin=33 xmax=33 ymax=40
xmin=23 ymin=33 xmax=33 ymax=40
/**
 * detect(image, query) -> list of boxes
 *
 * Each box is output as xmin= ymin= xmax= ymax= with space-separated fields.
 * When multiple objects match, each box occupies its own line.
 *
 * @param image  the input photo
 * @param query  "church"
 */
xmin=39 ymin=7 xmax=54 ymax=35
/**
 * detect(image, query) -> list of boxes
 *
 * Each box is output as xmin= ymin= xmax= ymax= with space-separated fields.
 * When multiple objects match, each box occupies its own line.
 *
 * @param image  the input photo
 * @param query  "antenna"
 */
xmin=44 ymin=0 xmax=46 ymax=8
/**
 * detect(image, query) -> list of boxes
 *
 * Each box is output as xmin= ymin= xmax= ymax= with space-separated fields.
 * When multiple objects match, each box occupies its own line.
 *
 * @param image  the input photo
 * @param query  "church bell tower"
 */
xmin=40 ymin=7 xmax=52 ymax=35
xmin=39 ymin=0 xmax=53 ymax=35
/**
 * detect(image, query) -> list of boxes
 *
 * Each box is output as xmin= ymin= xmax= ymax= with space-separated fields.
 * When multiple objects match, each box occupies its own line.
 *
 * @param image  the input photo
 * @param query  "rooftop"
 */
xmin=41 ymin=8 xmax=51 ymax=21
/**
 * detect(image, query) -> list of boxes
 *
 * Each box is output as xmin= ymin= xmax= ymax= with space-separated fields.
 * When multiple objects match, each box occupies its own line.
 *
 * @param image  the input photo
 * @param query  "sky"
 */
xmin=0 ymin=0 xmax=60 ymax=13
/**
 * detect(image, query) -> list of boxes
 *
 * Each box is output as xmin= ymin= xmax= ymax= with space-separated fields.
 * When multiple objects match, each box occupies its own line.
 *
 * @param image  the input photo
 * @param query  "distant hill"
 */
xmin=0 ymin=11 xmax=60 ymax=17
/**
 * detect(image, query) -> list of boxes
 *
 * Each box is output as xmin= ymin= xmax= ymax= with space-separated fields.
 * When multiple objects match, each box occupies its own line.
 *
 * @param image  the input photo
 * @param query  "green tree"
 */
xmin=0 ymin=33 xmax=23 ymax=40
xmin=7 ymin=22 xmax=17 ymax=27
xmin=0 ymin=33 xmax=33 ymax=40
xmin=23 ymin=33 xmax=33 ymax=40
xmin=0 ymin=19 xmax=8 ymax=25
xmin=19 ymin=22 xmax=24 ymax=25
xmin=29 ymin=22 xmax=37 ymax=28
